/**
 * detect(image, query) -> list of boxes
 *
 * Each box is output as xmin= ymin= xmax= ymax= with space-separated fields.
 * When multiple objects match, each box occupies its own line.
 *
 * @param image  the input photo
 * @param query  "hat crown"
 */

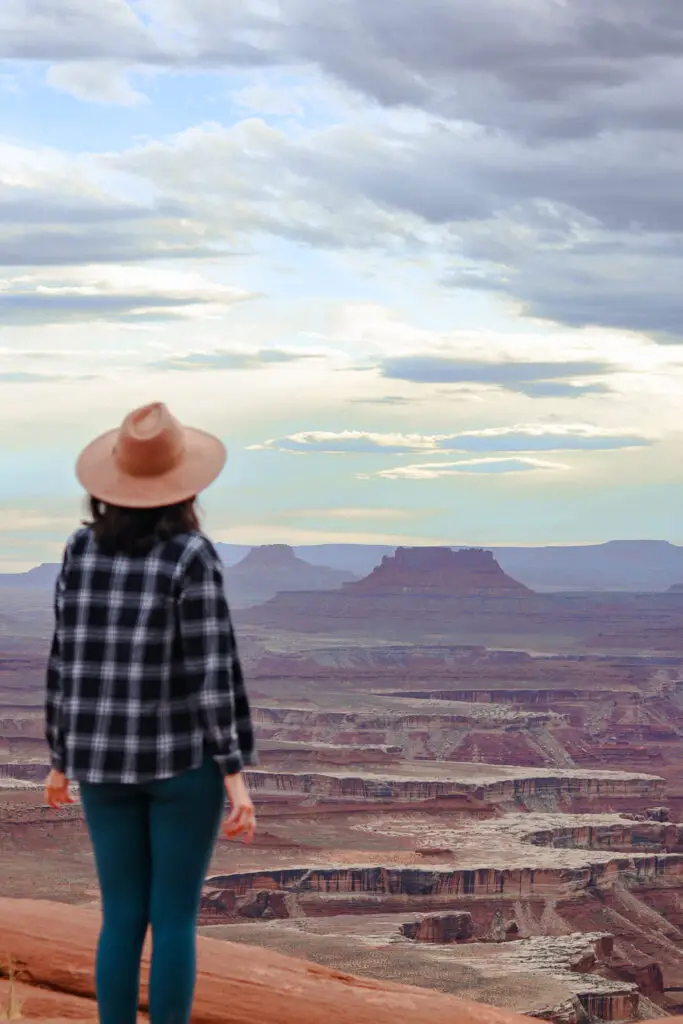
xmin=114 ymin=403 xmax=186 ymax=478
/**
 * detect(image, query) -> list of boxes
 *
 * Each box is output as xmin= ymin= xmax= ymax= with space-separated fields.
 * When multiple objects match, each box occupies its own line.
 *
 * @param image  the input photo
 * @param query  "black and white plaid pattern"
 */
xmin=45 ymin=527 xmax=256 ymax=784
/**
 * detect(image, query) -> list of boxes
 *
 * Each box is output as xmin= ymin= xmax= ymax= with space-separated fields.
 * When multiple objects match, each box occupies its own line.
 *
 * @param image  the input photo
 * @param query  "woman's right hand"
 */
xmin=223 ymin=772 xmax=256 ymax=843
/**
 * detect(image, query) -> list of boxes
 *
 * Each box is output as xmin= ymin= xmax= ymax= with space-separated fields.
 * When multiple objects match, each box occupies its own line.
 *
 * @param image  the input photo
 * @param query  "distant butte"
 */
xmin=235 ymin=544 xmax=306 ymax=568
xmin=239 ymin=546 xmax=538 ymax=639
xmin=230 ymin=544 xmax=355 ymax=584
xmin=225 ymin=544 xmax=356 ymax=608
xmin=346 ymin=548 xmax=532 ymax=597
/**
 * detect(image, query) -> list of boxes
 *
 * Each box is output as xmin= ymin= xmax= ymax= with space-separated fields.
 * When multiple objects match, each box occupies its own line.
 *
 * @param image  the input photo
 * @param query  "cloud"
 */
xmin=0 ymin=509 xmax=76 ymax=531
xmin=6 ymin=2 xmax=683 ymax=337
xmin=17 ymin=0 xmax=683 ymax=146
xmin=106 ymin=120 xmax=433 ymax=255
xmin=97 ymin=117 xmax=683 ymax=339
xmin=0 ymin=267 xmax=254 ymax=324
xmin=46 ymin=61 xmax=147 ymax=106
xmin=0 ymin=227 xmax=215 ymax=267
xmin=380 ymin=356 xmax=614 ymax=396
xmin=440 ymin=426 xmax=649 ymax=454
xmin=0 ymin=0 xmax=157 ymax=62
xmin=0 ymin=170 xmax=219 ymax=267
xmin=153 ymin=0 xmax=678 ymax=142
xmin=515 ymin=381 xmax=611 ymax=399
xmin=252 ymin=424 xmax=650 ymax=455
xmin=350 ymin=394 xmax=423 ymax=406
xmin=235 ymin=84 xmax=304 ymax=118
xmin=153 ymin=348 xmax=318 ymax=371
xmin=0 ymin=371 xmax=96 ymax=383
xmin=283 ymin=506 xmax=415 ymax=521
xmin=0 ymin=292 xmax=205 ymax=325
xmin=250 ymin=430 xmax=437 ymax=455
xmin=372 ymin=457 xmax=570 ymax=480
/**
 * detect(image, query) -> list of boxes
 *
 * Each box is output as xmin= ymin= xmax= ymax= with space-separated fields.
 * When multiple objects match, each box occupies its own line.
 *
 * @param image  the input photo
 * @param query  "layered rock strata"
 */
xmin=244 ymin=763 xmax=664 ymax=811
xmin=401 ymin=912 xmax=475 ymax=943
xmin=197 ymin=808 xmax=683 ymax=1018
xmin=206 ymin=853 xmax=683 ymax=902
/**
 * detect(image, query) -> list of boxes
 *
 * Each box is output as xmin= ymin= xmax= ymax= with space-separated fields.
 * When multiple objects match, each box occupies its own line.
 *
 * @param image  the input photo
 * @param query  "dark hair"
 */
xmin=85 ymin=496 xmax=200 ymax=556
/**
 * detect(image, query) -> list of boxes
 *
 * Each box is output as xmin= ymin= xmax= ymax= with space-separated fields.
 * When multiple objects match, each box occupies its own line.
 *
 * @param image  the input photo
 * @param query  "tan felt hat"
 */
xmin=76 ymin=402 xmax=226 ymax=509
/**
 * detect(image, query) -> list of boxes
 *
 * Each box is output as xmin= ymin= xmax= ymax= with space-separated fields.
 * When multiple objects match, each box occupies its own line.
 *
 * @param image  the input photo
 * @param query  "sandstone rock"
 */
xmin=401 ymin=912 xmax=474 ymax=943
xmin=0 ymin=898 xmax=564 ymax=1024
xmin=0 ymin=976 xmax=119 ymax=1020
xmin=488 ymin=912 xmax=521 ymax=943
xmin=607 ymin=958 xmax=664 ymax=999
xmin=528 ymin=997 xmax=587 ymax=1023
xmin=236 ymin=890 xmax=269 ymax=918
xmin=452 ymin=933 xmax=640 ymax=1023
xmin=567 ymin=948 xmax=597 ymax=974
xmin=199 ymin=887 xmax=237 ymax=921
xmin=244 ymin=762 xmax=664 ymax=810
xmin=233 ymin=889 xmax=301 ymax=920
xmin=267 ymin=890 xmax=303 ymax=919
xmin=207 ymin=843 xmax=683 ymax=907
xmin=577 ymin=991 xmax=639 ymax=1021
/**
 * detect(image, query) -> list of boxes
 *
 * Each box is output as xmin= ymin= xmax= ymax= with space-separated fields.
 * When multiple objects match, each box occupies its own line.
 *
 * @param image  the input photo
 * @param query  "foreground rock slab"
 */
xmin=0 ymin=899 xmax=541 ymax=1024
xmin=0 ymin=977 xmax=95 ymax=1020
xmin=0 ymin=900 xmax=680 ymax=1023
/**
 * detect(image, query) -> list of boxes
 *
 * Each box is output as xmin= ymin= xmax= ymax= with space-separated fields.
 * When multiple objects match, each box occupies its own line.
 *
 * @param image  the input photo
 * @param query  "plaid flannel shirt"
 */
xmin=45 ymin=527 xmax=257 ymax=784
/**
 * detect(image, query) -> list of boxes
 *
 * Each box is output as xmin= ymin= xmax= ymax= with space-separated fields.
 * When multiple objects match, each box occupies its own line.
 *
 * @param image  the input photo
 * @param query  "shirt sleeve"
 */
xmin=45 ymin=547 xmax=68 ymax=773
xmin=177 ymin=543 xmax=257 ymax=776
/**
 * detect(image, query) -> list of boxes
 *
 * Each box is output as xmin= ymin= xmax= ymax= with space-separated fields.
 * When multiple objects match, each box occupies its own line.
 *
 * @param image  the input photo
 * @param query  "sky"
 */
xmin=1 ymin=0 xmax=683 ymax=568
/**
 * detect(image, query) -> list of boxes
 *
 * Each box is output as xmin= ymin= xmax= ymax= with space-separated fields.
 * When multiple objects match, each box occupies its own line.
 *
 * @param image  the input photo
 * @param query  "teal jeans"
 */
xmin=80 ymin=756 xmax=224 ymax=1024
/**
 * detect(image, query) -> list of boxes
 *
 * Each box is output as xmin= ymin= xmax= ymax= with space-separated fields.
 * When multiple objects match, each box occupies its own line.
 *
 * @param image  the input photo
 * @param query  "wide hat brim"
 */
xmin=76 ymin=426 xmax=227 ymax=508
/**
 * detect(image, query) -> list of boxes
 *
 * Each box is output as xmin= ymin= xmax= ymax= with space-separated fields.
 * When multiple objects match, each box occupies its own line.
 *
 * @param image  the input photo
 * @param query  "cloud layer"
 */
xmin=380 ymin=357 xmax=614 ymax=398
xmin=372 ymin=457 xmax=570 ymax=480
xmin=0 ymin=266 xmax=254 ymax=324
xmin=253 ymin=424 xmax=651 ymax=456
xmin=5 ymin=1 xmax=683 ymax=336
xmin=1 ymin=1 xmax=683 ymax=559
xmin=153 ymin=348 xmax=318 ymax=371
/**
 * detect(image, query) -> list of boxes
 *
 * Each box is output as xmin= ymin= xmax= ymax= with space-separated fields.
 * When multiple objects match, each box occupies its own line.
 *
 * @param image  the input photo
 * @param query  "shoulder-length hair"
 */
xmin=85 ymin=496 xmax=200 ymax=556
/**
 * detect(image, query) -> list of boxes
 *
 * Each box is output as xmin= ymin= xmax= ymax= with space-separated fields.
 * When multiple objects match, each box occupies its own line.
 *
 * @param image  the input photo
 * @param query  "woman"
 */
xmin=43 ymin=402 xmax=257 ymax=1024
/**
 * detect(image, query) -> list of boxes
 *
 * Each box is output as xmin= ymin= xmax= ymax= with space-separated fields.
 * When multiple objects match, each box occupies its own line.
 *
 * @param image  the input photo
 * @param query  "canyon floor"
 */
xmin=2 ymin=569 xmax=683 ymax=1023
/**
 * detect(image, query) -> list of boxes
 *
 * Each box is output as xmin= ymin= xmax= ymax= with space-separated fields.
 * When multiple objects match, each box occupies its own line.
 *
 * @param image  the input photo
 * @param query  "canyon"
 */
xmin=2 ymin=543 xmax=683 ymax=1022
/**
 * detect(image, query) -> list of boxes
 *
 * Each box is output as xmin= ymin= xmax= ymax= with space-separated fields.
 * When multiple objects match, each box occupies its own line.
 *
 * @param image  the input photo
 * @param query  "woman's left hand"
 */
xmin=44 ymin=769 xmax=74 ymax=809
